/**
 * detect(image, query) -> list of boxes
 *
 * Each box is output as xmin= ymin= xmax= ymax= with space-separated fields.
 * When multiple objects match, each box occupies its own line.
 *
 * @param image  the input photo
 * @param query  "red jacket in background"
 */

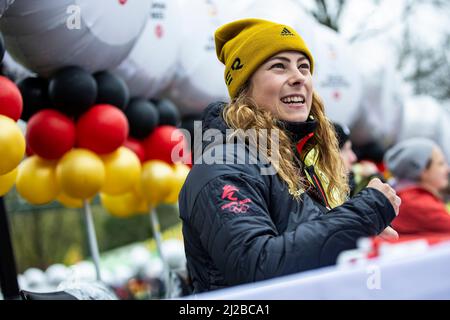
xmin=392 ymin=186 xmax=450 ymax=237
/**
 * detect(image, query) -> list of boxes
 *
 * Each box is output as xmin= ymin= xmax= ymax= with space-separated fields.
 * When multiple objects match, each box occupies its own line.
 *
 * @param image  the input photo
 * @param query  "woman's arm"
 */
xmin=187 ymin=174 xmax=396 ymax=286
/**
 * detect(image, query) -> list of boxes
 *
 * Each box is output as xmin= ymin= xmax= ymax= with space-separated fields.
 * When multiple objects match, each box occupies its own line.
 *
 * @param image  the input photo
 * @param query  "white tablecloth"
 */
xmin=188 ymin=242 xmax=450 ymax=300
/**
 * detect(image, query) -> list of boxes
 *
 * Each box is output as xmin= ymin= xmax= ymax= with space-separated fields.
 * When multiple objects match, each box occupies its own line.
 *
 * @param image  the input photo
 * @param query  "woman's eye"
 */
xmin=270 ymin=63 xmax=285 ymax=69
xmin=298 ymin=63 xmax=310 ymax=70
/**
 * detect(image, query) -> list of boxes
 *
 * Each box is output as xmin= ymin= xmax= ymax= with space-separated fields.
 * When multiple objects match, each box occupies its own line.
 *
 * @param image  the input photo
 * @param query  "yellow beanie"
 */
xmin=215 ymin=18 xmax=314 ymax=99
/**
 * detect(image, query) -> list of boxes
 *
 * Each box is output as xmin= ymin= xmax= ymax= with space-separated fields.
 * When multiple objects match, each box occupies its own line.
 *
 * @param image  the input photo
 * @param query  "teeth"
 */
xmin=281 ymin=96 xmax=305 ymax=104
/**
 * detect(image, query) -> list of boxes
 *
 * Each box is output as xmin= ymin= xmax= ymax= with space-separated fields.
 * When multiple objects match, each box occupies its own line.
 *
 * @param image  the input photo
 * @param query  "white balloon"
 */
xmin=112 ymin=265 xmax=134 ymax=286
xmin=399 ymin=95 xmax=450 ymax=161
xmin=72 ymin=261 xmax=97 ymax=282
xmin=142 ymin=257 xmax=164 ymax=279
xmin=351 ymin=62 xmax=405 ymax=147
xmin=168 ymin=0 xmax=229 ymax=114
xmin=17 ymin=274 xmax=28 ymax=290
xmin=0 ymin=0 xmax=14 ymax=17
xmin=311 ymin=25 xmax=363 ymax=127
xmin=162 ymin=239 xmax=186 ymax=270
xmin=114 ymin=0 xmax=180 ymax=98
xmin=129 ymin=246 xmax=151 ymax=271
xmin=0 ymin=0 xmax=150 ymax=76
xmin=23 ymin=268 xmax=47 ymax=288
xmin=45 ymin=264 xmax=70 ymax=287
xmin=1 ymin=51 xmax=34 ymax=81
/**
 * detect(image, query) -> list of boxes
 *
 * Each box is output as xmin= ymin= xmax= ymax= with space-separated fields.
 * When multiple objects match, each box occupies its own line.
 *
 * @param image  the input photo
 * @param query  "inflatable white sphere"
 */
xmin=168 ymin=0 xmax=228 ymax=114
xmin=142 ymin=258 xmax=164 ymax=279
xmin=162 ymin=239 xmax=186 ymax=270
xmin=129 ymin=246 xmax=152 ymax=271
xmin=399 ymin=95 xmax=450 ymax=161
xmin=0 ymin=0 xmax=14 ymax=17
xmin=45 ymin=264 xmax=70 ymax=287
xmin=23 ymin=268 xmax=47 ymax=288
xmin=0 ymin=0 xmax=149 ymax=76
xmin=114 ymin=0 xmax=180 ymax=98
xmin=72 ymin=261 xmax=97 ymax=282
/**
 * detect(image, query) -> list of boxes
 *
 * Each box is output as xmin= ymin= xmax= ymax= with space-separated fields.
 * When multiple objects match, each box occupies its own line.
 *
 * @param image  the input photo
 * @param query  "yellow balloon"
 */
xmin=57 ymin=192 xmax=84 ymax=209
xmin=135 ymin=197 xmax=149 ymax=214
xmin=101 ymin=147 xmax=141 ymax=195
xmin=0 ymin=167 xmax=18 ymax=196
xmin=100 ymin=192 xmax=140 ymax=218
xmin=164 ymin=163 xmax=190 ymax=204
xmin=56 ymin=149 xmax=105 ymax=199
xmin=16 ymin=156 xmax=59 ymax=205
xmin=0 ymin=115 xmax=25 ymax=175
xmin=141 ymin=160 xmax=174 ymax=205
xmin=132 ymin=180 xmax=149 ymax=214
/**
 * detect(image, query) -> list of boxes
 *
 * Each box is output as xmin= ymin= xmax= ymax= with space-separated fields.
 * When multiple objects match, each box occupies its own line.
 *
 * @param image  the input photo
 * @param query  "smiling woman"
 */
xmin=178 ymin=18 xmax=401 ymax=294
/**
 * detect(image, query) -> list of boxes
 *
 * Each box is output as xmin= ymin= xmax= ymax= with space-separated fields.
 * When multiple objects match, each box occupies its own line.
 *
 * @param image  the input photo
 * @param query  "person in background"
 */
xmin=385 ymin=138 xmax=450 ymax=237
xmin=333 ymin=123 xmax=383 ymax=197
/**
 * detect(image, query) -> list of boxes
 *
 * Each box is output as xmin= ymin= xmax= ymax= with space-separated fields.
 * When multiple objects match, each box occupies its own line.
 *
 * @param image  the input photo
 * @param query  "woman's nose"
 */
xmin=288 ymin=69 xmax=305 ymax=86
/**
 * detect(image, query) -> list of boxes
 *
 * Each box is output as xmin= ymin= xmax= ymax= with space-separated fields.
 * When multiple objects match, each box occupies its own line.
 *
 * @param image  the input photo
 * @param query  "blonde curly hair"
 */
xmin=223 ymin=86 xmax=349 ymax=206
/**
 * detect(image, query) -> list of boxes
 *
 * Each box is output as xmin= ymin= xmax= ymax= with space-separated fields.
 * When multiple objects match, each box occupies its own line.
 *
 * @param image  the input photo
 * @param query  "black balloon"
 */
xmin=48 ymin=66 xmax=97 ymax=117
xmin=18 ymin=77 xmax=53 ymax=122
xmin=125 ymin=98 xmax=159 ymax=139
xmin=181 ymin=113 xmax=203 ymax=154
xmin=0 ymin=33 xmax=4 ymax=63
xmin=156 ymin=99 xmax=181 ymax=127
xmin=94 ymin=71 xmax=130 ymax=110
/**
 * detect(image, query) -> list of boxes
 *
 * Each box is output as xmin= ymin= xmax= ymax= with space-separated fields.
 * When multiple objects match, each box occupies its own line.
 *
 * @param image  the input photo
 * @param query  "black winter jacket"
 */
xmin=179 ymin=102 xmax=396 ymax=293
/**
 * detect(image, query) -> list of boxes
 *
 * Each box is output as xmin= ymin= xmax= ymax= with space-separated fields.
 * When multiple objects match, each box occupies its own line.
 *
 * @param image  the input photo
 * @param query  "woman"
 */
xmin=385 ymin=138 xmax=450 ymax=237
xmin=179 ymin=18 xmax=400 ymax=293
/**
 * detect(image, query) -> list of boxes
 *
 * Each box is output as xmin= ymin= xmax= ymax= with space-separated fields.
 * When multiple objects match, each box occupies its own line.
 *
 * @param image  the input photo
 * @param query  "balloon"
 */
xmin=180 ymin=113 xmax=202 ymax=154
xmin=16 ymin=156 xmax=59 ymax=205
xmin=48 ymin=66 xmax=97 ymax=117
xmin=143 ymin=126 xmax=189 ymax=164
xmin=133 ymin=180 xmax=149 ymax=214
xmin=100 ymin=192 xmax=141 ymax=218
xmin=0 ymin=32 xmax=4 ymax=62
xmin=56 ymin=192 xmax=84 ymax=209
xmin=164 ymin=163 xmax=190 ymax=204
xmin=0 ymin=0 xmax=150 ymax=76
xmin=113 ymin=0 xmax=180 ymax=98
xmin=156 ymin=99 xmax=180 ymax=127
xmin=26 ymin=109 xmax=76 ymax=160
xmin=101 ymin=147 xmax=141 ymax=196
xmin=56 ymin=149 xmax=105 ymax=199
xmin=140 ymin=160 xmax=174 ymax=205
xmin=94 ymin=71 xmax=129 ymax=110
xmin=0 ymin=75 xmax=23 ymax=121
xmin=168 ymin=0 xmax=228 ymax=114
xmin=310 ymin=25 xmax=363 ymax=127
xmin=125 ymin=98 xmax=159 ymax=140
xmin=0 ymin=0 xmax=15 ymax=19
xmin=76 ymin=104 xmax=129 ymax=154
xmin=123 ymin=137 xmax=145 ymax=163
xmin=0 ymin=166 xmax=17 ymax=196
xmin=0 ymin=114 xmax=25 ymax=175
xmin=17 ymin=77 xmax=52 ymax=122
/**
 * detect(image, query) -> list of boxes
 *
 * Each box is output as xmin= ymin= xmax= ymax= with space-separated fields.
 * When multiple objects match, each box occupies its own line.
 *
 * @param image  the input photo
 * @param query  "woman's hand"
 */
xmin=379 ymin=226 xmax=399 ymax=240
xmin=367 ymin=178 xmax=401 ymax=216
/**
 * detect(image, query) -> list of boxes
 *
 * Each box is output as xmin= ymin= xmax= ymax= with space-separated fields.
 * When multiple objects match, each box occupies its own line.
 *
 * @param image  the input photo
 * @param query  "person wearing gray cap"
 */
xmin=384 ymin=138 xmax=450 ymax=236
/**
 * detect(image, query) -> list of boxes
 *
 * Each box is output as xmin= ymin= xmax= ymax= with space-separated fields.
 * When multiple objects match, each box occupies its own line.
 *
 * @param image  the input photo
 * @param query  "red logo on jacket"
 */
xmin=220 ymin=185 xmax=252 ymax=213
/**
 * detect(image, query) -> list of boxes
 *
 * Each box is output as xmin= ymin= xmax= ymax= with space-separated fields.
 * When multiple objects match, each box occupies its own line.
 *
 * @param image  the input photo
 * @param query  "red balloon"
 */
xmin=76 ymin=104 xmax=129 ymax=154
xmin=143 ymin=126 xmax=189 ymax=164
xmin=26 ymin=109 xmax=76 ymax=159
xmin=0 ymin=76 xmax=23 ymax=121
xmin=123 ymin=137 xmax=145 ymax=163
